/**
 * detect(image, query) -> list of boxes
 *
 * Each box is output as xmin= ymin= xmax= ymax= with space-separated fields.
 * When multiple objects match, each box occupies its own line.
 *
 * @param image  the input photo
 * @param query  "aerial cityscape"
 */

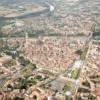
xmin=0 ymin=0 xmax=100 ymax=100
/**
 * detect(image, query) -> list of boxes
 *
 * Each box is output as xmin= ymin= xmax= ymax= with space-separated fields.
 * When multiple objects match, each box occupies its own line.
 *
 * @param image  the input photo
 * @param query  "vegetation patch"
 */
xmin=76 ymin=47 xmax=88 ymax=60
xmin=63 ymin=84 xmax=71 ymax=92
xmin=4 ymin=59 xmax=16 ymax=68
xmin=14 ymin=78 xmax=37 ymax=90
xmin=93 ymin=31 xmax=100 ymax=40
xmin=70 ymin=68 xmax=80 ymax=79
xmin=13 ymin=96 xmax=25 ymax=100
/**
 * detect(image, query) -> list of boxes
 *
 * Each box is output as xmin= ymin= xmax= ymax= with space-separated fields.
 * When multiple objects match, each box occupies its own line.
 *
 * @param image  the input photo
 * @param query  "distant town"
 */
xmin=0 ymin=0 xmax=100 ymax=100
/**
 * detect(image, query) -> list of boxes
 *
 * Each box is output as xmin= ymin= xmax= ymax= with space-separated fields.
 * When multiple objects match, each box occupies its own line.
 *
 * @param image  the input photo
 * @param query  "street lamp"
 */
xmin=65 ymin=91 xmax=72 ymax=100
xmin=47 ymin=96 xmax=52 ymax=100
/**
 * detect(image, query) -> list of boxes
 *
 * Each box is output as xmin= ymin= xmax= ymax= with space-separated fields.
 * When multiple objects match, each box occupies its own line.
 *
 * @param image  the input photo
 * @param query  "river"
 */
xmin=0 ymin=3 xmax=55 ymax=20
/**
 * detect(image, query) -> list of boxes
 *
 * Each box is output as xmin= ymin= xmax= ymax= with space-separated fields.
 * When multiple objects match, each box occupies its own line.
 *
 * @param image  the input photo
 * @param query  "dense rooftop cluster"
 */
xmin=24 ymin=37 xmax=86 ymax=73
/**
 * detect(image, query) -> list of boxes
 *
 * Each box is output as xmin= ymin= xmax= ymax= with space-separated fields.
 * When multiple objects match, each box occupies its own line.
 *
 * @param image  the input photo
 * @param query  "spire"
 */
xmin=25 ymin=32 xmax=28 ymax=48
